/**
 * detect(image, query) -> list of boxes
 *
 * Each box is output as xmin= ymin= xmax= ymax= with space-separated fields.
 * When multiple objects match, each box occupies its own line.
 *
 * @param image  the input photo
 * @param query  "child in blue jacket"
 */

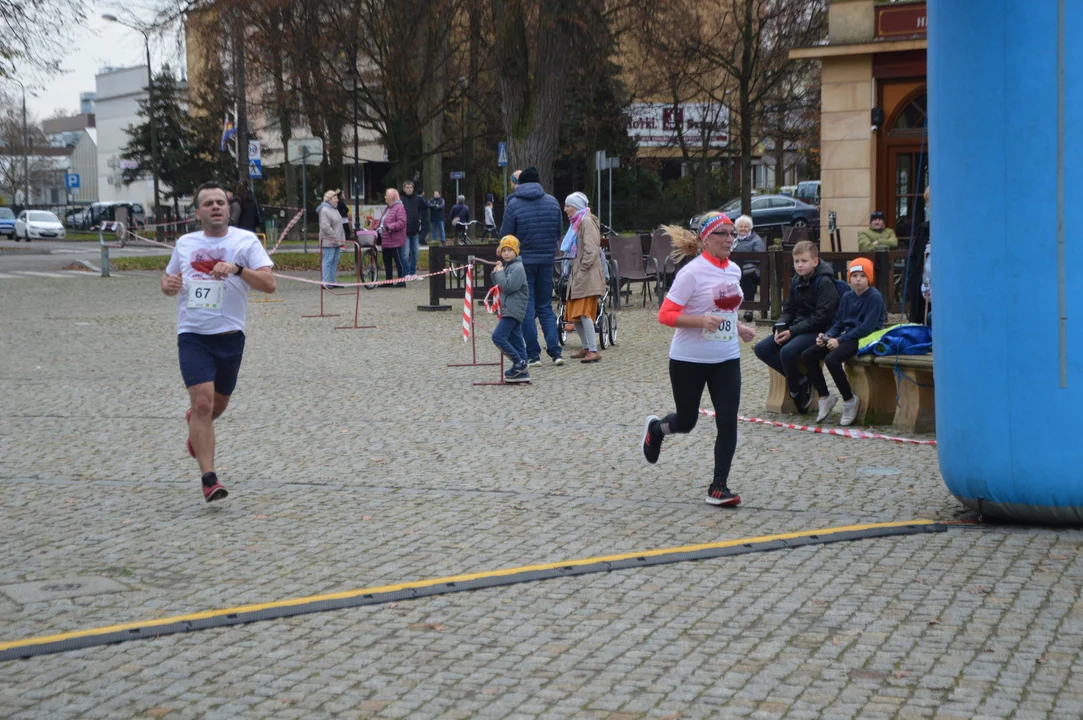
xmin=801 ymin=257 xmax=885 ymax=426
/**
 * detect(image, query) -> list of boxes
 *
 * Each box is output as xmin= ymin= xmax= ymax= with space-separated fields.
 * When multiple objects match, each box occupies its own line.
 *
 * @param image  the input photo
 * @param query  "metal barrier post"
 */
xmin=98 ymin=221 xmax=124 ymax=278
xmin=99 ymin=227 xmax=110 ymax=278
xmin=335 ymin=241 xmax=375 ymax=330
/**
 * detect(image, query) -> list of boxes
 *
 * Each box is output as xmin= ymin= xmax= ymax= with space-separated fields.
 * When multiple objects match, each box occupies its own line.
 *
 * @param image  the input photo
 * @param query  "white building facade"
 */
xmin=95 ymin=66 xmax=186 ymax=216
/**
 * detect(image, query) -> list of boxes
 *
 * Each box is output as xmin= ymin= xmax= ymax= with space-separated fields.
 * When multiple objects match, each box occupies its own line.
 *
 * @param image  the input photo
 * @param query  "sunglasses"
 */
xmin=708 ymin=229 xmax=736 ymax=238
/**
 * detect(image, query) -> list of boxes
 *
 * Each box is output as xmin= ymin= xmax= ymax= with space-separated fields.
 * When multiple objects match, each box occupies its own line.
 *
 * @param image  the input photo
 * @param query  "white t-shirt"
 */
xmin=665 ymin=254 xmax=744 ymax=363
xmin=165 ymin=227 xmax=274 ymax=335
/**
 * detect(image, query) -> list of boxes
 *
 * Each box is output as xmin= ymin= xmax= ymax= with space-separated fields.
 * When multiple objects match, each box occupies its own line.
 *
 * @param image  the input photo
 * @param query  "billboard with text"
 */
xmin=627 ymin=102 xmax=730 ymax=149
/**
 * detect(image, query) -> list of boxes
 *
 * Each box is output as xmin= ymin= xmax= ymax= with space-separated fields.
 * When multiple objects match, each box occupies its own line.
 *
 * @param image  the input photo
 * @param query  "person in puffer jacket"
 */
xmin=498 ymin=165 xmax=565 ymax=366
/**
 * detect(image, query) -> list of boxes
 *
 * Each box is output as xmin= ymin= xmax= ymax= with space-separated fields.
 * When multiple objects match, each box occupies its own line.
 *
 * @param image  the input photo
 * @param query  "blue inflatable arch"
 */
xmin=931 ymin=0 xmax=1082 ymax=523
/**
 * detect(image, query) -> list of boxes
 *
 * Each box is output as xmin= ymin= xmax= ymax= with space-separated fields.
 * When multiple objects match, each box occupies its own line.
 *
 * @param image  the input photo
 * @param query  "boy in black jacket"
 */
xmin=754 ymin=240 xmax=841 ymax=413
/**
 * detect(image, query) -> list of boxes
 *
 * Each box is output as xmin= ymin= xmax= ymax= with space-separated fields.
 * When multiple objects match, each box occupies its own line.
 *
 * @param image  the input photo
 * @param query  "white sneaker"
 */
xmin=840 ymin=395 xmax=860 ymax=426
xmin=816 ymin=395 xmax=838 ymax=423
xmin=553 ymin=356 xmax=565 ymax=366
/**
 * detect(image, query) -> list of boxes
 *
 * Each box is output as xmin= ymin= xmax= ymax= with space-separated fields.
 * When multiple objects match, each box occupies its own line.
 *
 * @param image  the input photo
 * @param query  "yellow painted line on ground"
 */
xmin=0 ymin=519 xmax=935 ymax=652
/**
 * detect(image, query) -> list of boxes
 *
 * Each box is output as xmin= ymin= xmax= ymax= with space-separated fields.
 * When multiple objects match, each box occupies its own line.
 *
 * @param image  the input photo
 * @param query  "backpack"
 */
xmin=791 ymin=273 xmax=851 ymax=300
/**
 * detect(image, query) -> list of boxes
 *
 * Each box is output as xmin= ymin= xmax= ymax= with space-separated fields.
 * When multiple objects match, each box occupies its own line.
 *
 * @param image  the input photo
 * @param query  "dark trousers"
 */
xmin=383 ymin=246 xmax=406 ymax=286
xmin=491 ymin=317 xmax=527 ymax=366
xmin=739 ymin=272 xmax=759 ymax=306
xmin=522 ymin=262 xmax=562 ymax=361
xmin=662 ymin=358 xmax=741 ymax=487
xmin=801 ymin=340 xmax=860 ymax=401
xmin=753 ymin=332 xmax=818 ymax=394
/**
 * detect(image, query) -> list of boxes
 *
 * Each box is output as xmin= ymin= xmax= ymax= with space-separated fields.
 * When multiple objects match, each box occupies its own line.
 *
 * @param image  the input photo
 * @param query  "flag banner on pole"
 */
xmin=220 ymin=114 xmax=236 ymax=152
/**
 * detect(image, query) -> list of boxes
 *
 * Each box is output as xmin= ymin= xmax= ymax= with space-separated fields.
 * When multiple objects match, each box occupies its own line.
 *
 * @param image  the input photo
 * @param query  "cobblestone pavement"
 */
xmin=1 ymin=274 xmax=1081 ymax=719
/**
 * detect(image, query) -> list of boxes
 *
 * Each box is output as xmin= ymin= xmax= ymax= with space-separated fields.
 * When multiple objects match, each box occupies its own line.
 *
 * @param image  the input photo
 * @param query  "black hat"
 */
xmin=519 ymin=166 xmax=540 ymax=184
xmin=870 ymin=211 xmax=885 ymax=221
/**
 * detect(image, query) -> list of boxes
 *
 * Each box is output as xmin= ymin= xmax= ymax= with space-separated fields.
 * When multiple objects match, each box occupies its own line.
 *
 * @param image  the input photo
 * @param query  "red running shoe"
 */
xmin=185 ymin=409 xmax=195 ymax=458
xmin=202 ymin=474 xmax=228 ymax=503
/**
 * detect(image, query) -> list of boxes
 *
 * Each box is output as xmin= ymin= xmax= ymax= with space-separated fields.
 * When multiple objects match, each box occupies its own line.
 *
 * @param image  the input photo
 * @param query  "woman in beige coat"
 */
xmin=561 ymin=192 xmax=606 ymax=363
xmin=318 ymin=189 xmax=346 ymax=287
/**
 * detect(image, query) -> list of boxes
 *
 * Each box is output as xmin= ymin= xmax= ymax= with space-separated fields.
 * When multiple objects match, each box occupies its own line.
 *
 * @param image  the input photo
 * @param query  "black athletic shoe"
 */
xmin=642 ymin=415 xmax=664 ymax=464
xmin=705 ymin=485 xmax=741 ymax=507
xmin=794 ymin=381 xmax=812 ymax=414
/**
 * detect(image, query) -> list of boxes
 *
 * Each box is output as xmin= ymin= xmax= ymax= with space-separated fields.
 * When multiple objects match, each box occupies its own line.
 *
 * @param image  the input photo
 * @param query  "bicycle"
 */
xmin=354 ymin=231 xmax=380 ymax=288
xmin=451 ymin=219 xmax=478 ymax=246
xmin=448 ymin=220 xmax=479 ymax=280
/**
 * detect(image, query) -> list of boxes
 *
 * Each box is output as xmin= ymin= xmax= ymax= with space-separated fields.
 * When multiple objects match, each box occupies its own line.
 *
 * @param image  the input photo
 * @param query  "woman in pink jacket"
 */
xmin=379 ymin=188 xmax=407 ymax=287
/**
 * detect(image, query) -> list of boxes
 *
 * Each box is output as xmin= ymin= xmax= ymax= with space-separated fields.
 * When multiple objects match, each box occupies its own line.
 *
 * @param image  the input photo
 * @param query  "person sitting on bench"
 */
xmin=802 ymin=258 xmax=886 ymax=426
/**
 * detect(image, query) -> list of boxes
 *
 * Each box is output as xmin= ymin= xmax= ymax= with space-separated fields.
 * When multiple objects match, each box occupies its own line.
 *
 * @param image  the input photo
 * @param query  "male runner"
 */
xmin=161 ymin=181 xmax=276 ymax=501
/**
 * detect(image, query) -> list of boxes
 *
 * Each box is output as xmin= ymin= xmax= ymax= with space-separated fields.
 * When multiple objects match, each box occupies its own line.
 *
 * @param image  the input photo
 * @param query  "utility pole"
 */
xmin=233 ymin=11 xmax=249 ymax=184
xmin=20 ymin=81 xmax=28 ymax=206
xmin=353 ymin=44 xmax=360 ymax=226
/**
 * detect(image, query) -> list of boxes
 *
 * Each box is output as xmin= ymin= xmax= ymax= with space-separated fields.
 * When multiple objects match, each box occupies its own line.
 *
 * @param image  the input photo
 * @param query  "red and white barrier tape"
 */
xmin=267 ymin=209 xmax=306 ymax=255
xmin=484 ymin=286 xmax=501 ymax=316
xmin=274 ymin=265 xmax=466 ymax=289
xmin=463 ymin=265 xmax=473 ymax=342
xmin=700 ymin=409 xmax=938 ymax=446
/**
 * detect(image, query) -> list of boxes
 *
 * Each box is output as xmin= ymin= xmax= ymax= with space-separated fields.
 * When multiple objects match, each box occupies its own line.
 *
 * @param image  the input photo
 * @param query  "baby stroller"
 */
xmin=554 ymin=253 xmax=619 ymax=350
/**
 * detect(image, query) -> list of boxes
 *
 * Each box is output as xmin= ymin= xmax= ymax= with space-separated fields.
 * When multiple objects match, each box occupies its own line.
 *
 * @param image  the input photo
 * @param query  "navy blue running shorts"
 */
xmin=177 ymin=332 xmax=246 ymax=395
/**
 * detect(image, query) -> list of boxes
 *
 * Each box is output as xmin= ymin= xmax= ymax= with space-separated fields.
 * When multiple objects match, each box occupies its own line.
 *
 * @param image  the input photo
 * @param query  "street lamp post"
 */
xmin=102 ymin=14 xmax=160 ymax=229
xmin=19 ymin=81 xmax=28 ymax=207
xmin=11 ymin=76 xmax=30 ymax=206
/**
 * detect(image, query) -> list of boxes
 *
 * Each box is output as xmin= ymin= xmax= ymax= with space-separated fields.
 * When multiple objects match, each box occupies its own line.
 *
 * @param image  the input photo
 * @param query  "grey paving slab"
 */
xmin=0 ymin=273 xmax=1081 ymax=719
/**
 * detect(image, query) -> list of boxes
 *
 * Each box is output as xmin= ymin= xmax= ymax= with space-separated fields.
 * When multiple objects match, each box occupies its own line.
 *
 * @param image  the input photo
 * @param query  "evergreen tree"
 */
xmin=121 ymin=67 xmax=203 ymax=209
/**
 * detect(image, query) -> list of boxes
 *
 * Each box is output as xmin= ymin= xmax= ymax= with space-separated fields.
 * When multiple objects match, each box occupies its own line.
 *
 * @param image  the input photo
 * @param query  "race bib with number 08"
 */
xmin=702 ymin=311 xmax=736 ymax=342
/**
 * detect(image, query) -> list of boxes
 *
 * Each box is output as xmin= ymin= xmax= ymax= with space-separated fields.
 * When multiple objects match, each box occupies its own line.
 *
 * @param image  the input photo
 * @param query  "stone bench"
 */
xmin=846 ymin=354 xmax=935 ymax=434
xmin=765 ymin=354 xmax=935 ymax=435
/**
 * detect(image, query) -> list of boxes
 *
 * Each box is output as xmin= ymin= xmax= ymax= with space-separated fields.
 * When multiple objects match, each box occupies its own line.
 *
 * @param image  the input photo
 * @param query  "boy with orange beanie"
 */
xmin=801 ymin=258 xmax=885 ymax=425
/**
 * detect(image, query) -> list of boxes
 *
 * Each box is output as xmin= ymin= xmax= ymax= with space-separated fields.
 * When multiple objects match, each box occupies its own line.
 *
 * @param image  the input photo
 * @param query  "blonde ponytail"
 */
xmin=660 ymin=225 xmax=701 ymax=263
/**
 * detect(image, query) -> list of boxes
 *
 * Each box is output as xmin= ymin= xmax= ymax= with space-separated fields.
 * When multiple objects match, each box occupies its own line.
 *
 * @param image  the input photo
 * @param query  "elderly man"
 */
xmin=857 ymin=211 xmax=899 ymax=252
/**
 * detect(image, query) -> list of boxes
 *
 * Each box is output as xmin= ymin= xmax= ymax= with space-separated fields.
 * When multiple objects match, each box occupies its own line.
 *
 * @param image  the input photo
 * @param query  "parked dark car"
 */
xmin=717 ymin=195 xmax=820 ymax=229
xmin=0 ymin=207 xmax=14 ymax=239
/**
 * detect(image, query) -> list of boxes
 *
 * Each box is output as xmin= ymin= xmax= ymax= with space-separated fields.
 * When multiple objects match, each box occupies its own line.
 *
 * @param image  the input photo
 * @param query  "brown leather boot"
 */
xmin=581 ymin=350 xmax=602 ymax=363
xmin=571 ymin=348 xmax=590 ymax=359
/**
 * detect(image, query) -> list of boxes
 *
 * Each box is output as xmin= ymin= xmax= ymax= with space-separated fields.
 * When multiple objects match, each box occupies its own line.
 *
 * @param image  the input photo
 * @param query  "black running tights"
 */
xmin=662 ymin=358 xmax=741 ymax=486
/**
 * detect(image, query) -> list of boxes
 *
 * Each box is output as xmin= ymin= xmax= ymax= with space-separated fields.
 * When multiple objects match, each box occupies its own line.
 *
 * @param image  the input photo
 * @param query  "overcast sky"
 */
xmin=23 ymin=1 xmax=186 ymax=119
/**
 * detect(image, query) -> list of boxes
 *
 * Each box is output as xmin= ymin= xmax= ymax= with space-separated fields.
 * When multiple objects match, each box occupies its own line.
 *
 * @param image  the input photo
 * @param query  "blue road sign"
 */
xmin=249 ymin=159 xmax=263 ymax=179
xmin=497 ymin=142 xmax=508 ymax=168
xmin=450 ymin=171 xmax=465 ymax=180
xmin=65 ymin=173 xmax=80 ymax=189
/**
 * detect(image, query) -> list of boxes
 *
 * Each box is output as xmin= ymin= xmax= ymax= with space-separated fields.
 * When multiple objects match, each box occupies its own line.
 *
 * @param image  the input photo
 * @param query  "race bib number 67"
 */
xmin=187 ymin=280 xmax=224 ymax=309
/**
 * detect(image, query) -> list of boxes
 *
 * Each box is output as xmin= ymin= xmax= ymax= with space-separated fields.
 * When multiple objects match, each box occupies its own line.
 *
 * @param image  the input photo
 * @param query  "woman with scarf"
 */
xmin=641 ymin=212 xmax=757 ymax=506
xmin=560 ymin=192 xmax=607 ymax=363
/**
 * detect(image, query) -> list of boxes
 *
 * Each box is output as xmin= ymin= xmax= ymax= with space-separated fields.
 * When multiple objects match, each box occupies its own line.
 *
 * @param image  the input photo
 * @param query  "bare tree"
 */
xmin=692 ymin=0 xmax=827 ymax=214
xmin=0 ymin=0 xmax=86 ymax=80
xmin=490 ymin=0 xmax=588 ymax=190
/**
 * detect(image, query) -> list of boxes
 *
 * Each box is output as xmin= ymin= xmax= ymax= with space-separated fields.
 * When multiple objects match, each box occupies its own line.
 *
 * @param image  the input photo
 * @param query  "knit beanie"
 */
xmin=498 ymin=235 xmax=521 ymax=256
xmin=848 ymin=257 xmax=875 ymax=286
xmin=518 ymin=166 xmax=540 ymax=184
xmin=565 ymin=192 xmax=589 ymax=211
xmin=698 ymin=211 xmax=734 ymax=239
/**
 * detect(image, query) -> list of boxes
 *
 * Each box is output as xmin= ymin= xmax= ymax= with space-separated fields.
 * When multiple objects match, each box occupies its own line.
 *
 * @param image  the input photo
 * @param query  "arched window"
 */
xmin=890 ymin=91 xmax=927 ymax=135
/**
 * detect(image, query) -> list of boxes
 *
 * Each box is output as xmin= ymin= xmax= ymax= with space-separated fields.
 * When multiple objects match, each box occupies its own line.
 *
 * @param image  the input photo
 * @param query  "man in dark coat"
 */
xmin=401 ymin=181 xmax=426 ymax=277
xmin=499 ymin=165 xmax=565 ymax=365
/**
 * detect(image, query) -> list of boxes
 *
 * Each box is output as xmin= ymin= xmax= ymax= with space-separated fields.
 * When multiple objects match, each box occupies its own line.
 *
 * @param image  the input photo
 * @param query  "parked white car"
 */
xmin=14 ymin=211 xmax=66 ymax=241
